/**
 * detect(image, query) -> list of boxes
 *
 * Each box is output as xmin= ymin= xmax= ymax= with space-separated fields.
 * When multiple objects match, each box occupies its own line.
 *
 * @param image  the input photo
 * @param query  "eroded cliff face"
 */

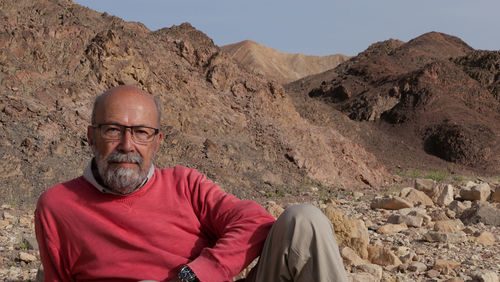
xmin=0 ymin=0 xmax=393 ymax=205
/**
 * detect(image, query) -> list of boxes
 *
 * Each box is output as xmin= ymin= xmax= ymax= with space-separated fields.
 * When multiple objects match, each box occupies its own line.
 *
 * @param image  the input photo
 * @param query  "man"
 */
xmin=35 ymin=86 xmax=348 ymax=281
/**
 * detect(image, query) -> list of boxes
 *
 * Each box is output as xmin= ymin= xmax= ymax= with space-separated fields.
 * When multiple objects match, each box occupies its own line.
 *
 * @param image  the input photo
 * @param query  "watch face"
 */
xmin=178 ymin=266 xmax=197 ymax=282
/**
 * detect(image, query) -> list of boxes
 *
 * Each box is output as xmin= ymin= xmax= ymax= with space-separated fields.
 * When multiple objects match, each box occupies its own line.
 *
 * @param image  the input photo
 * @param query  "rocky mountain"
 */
xmin=221 ymin=40 xmax=349 ymax=84
xmin=287 ymin=32 xmax=500 ymax=176
xmin=0 ymin=0 xmax=391 ymax=206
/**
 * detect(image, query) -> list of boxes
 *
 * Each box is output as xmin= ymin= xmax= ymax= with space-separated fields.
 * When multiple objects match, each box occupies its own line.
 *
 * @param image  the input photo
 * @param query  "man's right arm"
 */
xmin=35 ymin=199 xmax=73 ymax=281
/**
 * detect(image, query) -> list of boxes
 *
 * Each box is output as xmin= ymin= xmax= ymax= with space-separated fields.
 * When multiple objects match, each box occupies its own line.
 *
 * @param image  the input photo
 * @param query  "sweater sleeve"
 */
xmin=181 ymin=168 xmax=275 ymax=282
xmin=35 ymin=197 xmax=73 ymax=282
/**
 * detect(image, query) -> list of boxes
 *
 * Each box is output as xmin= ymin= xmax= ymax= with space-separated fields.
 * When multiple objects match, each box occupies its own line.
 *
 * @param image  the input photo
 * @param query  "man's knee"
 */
xmin=275 ymin=204 xmax=331 ymax=231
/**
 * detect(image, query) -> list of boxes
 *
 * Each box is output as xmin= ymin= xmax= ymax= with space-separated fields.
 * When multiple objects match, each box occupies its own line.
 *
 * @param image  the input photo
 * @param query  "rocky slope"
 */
xmin=0 ymin=0 xmax=392 ymax=207
xmin=221 ymin=40 xmax=349 ymax=84
xmin=287 ymin=32 xmax=500 ymax=176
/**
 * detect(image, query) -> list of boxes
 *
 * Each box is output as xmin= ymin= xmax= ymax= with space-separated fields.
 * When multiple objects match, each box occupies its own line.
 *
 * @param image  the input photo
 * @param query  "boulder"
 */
xmin=460 ymin=182 xmax=491 ymax=201
xmin=433 ymin=259 xmax=461 ymax=275
xmin=471 ymin=270 xmax=499 ymax=282
xmin=265 ymin=202 xmax=284 ymax=219
xmin=376 ymin=223 xmax=408 ymax=234
xmin=461 ymin=202 xmax=500 ymax=226
xmin=324 ymin=205 xmax=369 ymax=259
xmin=367 ymin=244 xmax=402 ymax=266
xmin=404 ymin=209 xmax=432 ymax=225
xmin=433 ymin=219 xmax=465 ymax=233
xmin=399 ymin=187 xmax=434 ymax=207
xmin=448 ymin=200 xmax=471 ymax=216
xmin=348 ymin=272 xmax=377 ymax=282
xmin=491 ymin=185 xmax=500 ymax=203
xmin=435 ymin=184 xmax=454 ymax=206
xmin=355 ymin=264 xmax=383 ymax=280
xmin=423 ymin=231 xmax=467 ymax=243
xmin=414 ymin=179 xmax=437 ymax=197
xmin=370 ymin=196 xmax=413 ymax=210
xmin=429 ymin=209 xmax=450 ymax=221
xmin=472 ymin=231 xmax=496 ymax=246
xmin=19 ymin=252 xmax=37 ymax=262
xmin=387 ymin=214 xmax=423 ymax=228
xmin=341 ymin=246 xmax=368 ymax=266
xmin=408 ymin=262 xmax=427 ymax=272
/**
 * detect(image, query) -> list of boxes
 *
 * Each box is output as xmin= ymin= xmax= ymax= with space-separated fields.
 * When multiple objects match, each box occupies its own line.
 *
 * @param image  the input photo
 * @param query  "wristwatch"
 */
xmin=178 ymin=265 xmax=199 ymax=282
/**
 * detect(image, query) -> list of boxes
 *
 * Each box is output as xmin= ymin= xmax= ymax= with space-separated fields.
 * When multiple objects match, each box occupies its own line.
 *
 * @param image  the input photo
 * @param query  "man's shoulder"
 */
xmin=155 ymin=166 xmax=203 ymax=178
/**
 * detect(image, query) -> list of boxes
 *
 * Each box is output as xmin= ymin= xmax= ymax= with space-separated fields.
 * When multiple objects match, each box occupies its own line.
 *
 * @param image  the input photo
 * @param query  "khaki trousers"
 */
xmin=246 ymin=204 xmax=348 ymax=282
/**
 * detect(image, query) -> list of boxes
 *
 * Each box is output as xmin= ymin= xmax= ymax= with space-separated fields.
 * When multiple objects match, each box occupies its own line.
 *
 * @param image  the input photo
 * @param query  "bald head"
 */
xmin=91 ymin=86 xmax=161 ymax=127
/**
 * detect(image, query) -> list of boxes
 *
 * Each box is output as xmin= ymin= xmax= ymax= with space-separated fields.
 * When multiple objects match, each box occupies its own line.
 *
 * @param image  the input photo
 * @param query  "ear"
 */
xmin=87 ymin=126 xmax=94 ymax=146
xmin=154 ymin=131 xmax=163 ymax=152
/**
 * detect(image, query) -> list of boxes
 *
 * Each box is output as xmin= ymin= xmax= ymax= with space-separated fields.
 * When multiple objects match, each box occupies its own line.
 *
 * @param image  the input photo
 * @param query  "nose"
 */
xmin=116 ymin=128 xmax=135 ymax=152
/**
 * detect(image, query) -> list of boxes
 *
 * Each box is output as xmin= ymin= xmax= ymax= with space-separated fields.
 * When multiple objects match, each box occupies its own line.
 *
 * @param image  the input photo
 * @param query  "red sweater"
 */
xmin=35 ymin=166 xmax=275 ymax=282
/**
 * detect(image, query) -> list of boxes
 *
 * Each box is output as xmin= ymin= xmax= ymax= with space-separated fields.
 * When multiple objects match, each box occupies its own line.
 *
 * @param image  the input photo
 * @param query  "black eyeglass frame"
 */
xmin=92 ymin=123 xmax=160 ymax=143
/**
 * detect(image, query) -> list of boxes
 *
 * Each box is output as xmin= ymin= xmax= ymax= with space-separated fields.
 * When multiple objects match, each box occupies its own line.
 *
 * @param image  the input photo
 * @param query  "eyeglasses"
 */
xmin=93 ymin=123 xmax=160 ymax=143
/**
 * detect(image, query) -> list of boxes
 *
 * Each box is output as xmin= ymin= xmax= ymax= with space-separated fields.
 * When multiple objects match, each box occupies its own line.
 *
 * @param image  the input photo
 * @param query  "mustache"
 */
xmin=106 ymin=151 xmax=143 ymax=166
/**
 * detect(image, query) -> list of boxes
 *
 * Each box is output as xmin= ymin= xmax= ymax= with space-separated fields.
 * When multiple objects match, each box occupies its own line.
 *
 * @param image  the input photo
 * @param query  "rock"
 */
xmin=19 ymin=216 xmax=32 ymax=227
xmin=348 ymin=272 xmax=376 ymax=282
xmin=460 ymin=183 xmax=491 ymax=201
xmin=429 ymin=209 xmax=450 ymax=221
xmin=433 ymin=259 xmax=460 ymax=275
xmin=491 ymin=186 xmax=500 ymax=203
xmin=367 ymin=244 xmax=402 ymax=266
xmin=471 ymin=270 xmax=498 ymax=282
xmin=448 ymin=200 xmax=471 ymax=216
xmin=356 ymin=264 xmax=383 ymax=280
xmin=433 ymin=219 xmax=465 ymax=233
xmin=423 ymin=231 xmax=467 ymax=243
xmin=0 ymin=219 xmax=10 ymax=228
xmin=436 ymin=184 xmax=454 ymax=206
xmin=35 ymin=264 xmax=44 ymax=282
xmin=408 ymin=262 xmax=427 ymax=272
xmin=353 ymin=191 xmax=364 ymax=199
xmin=19 ymin=252 xmax=37 ymax=262
xmin=463 ymin=225 xmax=479 ymax=235
xmin=2 ymin=211 xmax=17 ymax=224
xmin=23 ymin=235 xmax=39 ymax=251
xmin=461 ymin=202 xmax=500 ymax=226
xmin=377 ymin=223 xmax=407 ymax=234
xmin=445 ymin=209 xmax=456 ymax=219
xmin=399 ymin=187 xmax=434 ymax=207
xmin=405 ymin=209 xmax=432 ymax=225
xmin=265 ymin=202 xmax=284 ymax=219
xmin=341 ymin=246 xmax=368 ymax=266
xmin=324 ymin=205 xmax=369 ymax=259
xmin=370 ymin=196 xmax=413 ymax=210
xmin=473 ymin=231 xmax=496 ymax=246
xmin=444 ymin=278 xmax=464 ymax=282
xmin=399 ymin=251 xmax=416 ymax=264
xmin=426 ymin=269 xmax=440 ymax=278
xmin=387 ymin=214 xmax=423 ymax=228
xmin=414 ymin=179 xmax=437 ymax=197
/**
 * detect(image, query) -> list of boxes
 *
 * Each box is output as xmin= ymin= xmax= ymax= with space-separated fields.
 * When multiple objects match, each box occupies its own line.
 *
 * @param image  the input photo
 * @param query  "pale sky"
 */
xmin=74 ymin=0 xmax=500 ymax=56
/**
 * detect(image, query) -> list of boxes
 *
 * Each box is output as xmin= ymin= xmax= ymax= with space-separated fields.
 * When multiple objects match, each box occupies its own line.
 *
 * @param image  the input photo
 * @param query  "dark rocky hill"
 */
xmin=287 ymin=32 xmax=500 ymax=175
xmin=0 ymin=0 xmax=392 ymax=206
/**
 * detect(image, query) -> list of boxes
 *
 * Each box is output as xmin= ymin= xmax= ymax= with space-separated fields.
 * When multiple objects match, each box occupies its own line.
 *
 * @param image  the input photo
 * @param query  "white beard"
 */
xmin=94 ymin=147 xmax=149 ymax=194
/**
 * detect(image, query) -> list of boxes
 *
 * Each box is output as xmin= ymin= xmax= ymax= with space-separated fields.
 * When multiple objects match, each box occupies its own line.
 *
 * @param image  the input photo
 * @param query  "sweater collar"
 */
xmin=83 ymin=159 xmax=155 ymax=195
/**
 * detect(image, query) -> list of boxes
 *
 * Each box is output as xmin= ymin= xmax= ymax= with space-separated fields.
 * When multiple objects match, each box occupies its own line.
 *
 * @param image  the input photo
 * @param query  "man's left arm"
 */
xmin=183 ymin=169 xmax=275 ymax=282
